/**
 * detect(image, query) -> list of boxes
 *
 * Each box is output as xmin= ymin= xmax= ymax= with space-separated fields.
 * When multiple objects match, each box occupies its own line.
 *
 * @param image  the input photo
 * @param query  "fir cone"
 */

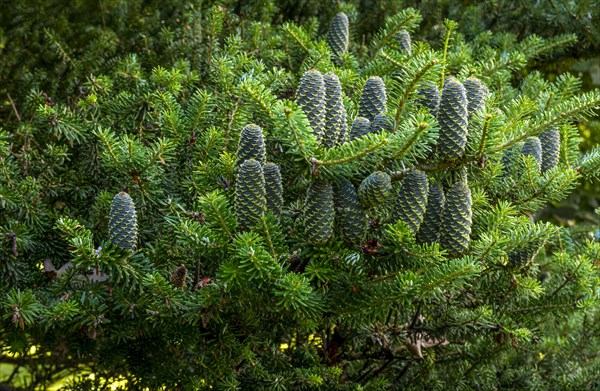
xmin=416 ymin=82 xmax=440 ymax=116
xmin=539 ymin=126 xmax=560 ymax=173
xmin=334 ymin=180 xmax=367 ymax=245
xmin=393 ymin=170 xmax=429 ymax=233
xmin=396 ymin=29 xmax=411 ymax=54
xmin=235 ymin=159 xmax=266 ymax=230
xmin=109 ymin=191 xmax=138 ymax=251
xmin=350 ymin=117 xmax=371 ymax=139
xmin=304 ymin=180 xmax=335 ymax=244
xmin=264 ymin=162 xmax=283 ymax=215
xmin=437 ymin=77 xmax=469 ymax=160
xmin=463 ymin=77 xmax=488 ymax=118
xmin=439 ymin=179 xmax=472 ymax=255
xmin=237 ymin=124 xmax=266 ymax=165
xmin=508 ymin=241 xmax=542 ymax=267
xmin=521 ymin=136 xmax=542 ymax=172
xmin=501 ymin=143 xmax=524 ymax=176
xmin=442 ymin=167 xmax=468 ymax=190
xmin=358 ymin=171 xmax=392 ymax=208
xmin=323 ymin=72 xmax=347 ymax=149
xmin=370 ymin=113 xmax=395 ymax=134
xmin=171 ymin=264 xmax=187 ymax=289
xmin=417 ymin=182 xmax=446 ymax=244
xmin=358 ymin=76 xmax=387 ymax=121
xmin=296 ymin=69 xmax=326 ymax=138
xmin=327 ymin=12 xmax=349 ymax=58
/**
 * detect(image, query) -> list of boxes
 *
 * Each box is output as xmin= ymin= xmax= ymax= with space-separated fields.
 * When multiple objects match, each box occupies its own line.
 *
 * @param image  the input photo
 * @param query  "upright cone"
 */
xmin=501 ymin=142 xmax=524 ymax=176
xmin=539 ymin=126 xmax=560 ymax=173
xmin=396 ymin=29 xmax=411 ymax=54
xmin=171 ymin=264 xmax=187 ymax=289
xmin=350 ymin=117 xmax=371 ymax=139
xmin=370 ymin=113 xmax=395 ymax=133
xmin=304 ymin=180 xmax=335 ymax=244
xmin=508 ymin=239 xmax=543 ymax=267
xmin=334 ymin=180 xmax=367 ymax=245
xmin=393 ymin=170 xmax=429 ymax=233
xmin=296 ymin=69 xmax=326 ymax=138
xmin=358 ymin=171 xmax=392 ymax=208
xmin=109 ymin=191 xmax=138 ymax=251
xmin=439 ymin=179 xmax=472 ymax=255
xmin=437 ymin=77 xmax=469 ymax=160
xmin=323 ymin=72 xmax=347 ymax=149
xmin=235 ymin=159 xmax=266 ymax=230
xmin=521 ymin=136 xmax=542 ymax=173
xmin=417 ymin=183 xmax=446 ymax=244
xmin=416 ymin=82 xmax=440 ymax=116
xmin=327 ymin=12 xmax=349 ymax=59
xmin=264 ymin=162 xmax=283 ymax=216
xmin=463 ymin=77 xmax=488 ymax=118
xmin=358 ymin=77 xmax=387 ymax=121
xmin=237 ymin=124 xmax=266 ymax=165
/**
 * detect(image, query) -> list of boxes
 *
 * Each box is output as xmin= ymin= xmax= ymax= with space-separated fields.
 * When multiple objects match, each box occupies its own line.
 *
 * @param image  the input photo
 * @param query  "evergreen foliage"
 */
xmin=1 ymin=2 xmax=600 ymax=390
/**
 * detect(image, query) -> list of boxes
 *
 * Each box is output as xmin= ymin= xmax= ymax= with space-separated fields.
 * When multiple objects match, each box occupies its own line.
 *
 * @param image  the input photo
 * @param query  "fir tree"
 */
xmin=1 ymin=3 xmax=599 ymax=390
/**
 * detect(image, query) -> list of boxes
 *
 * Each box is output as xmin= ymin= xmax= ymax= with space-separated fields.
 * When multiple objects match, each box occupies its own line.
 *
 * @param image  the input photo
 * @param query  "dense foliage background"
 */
xmin=1 ymin=0 xmax=599 ymax=390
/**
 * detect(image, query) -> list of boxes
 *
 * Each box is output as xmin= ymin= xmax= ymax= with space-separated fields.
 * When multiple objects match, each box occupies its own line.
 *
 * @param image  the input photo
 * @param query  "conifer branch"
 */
xmin=370 ymin=9 xmax=421 ymax=55
xmin=311 ymin=139 xmax=388 ymax=166
xmin=476 ymin=114 xmax=493 ymax=159
xmin=502 ymin=91 xmax=600 ymax=149
xmin=286 ymin=109 xmax=313 ymax=165
xmin=395 ymin=121 xmax=431 ymax=161
xmin=440 ymin=20 xmax=457 ymax=87
xmin=394 ymin=59 xmax=440 ymax=128
xmin=282 ymin=23 xmax=310 ymax=52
